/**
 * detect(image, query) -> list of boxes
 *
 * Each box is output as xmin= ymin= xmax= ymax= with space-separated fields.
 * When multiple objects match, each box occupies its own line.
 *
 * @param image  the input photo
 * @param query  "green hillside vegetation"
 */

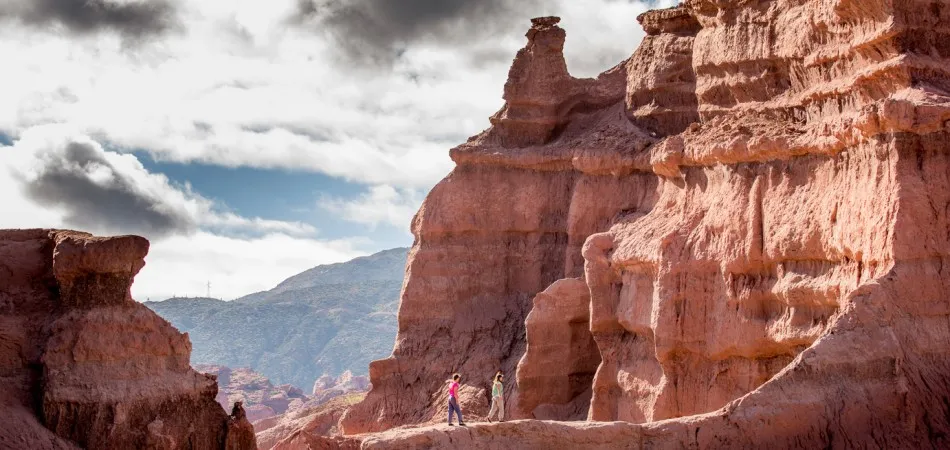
xmin=146 ymin=248 xmax=407 ymax=389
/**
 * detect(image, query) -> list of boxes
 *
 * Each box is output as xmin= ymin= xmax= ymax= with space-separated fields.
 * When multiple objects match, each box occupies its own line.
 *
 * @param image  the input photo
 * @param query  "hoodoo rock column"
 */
xmin=340 ymin=14 xmax=660 ymax=434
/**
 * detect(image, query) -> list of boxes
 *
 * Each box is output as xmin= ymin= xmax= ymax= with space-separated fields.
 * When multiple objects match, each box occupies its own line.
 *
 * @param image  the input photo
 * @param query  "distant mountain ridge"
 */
xmin=236 ymin=247 xmax=408 ymax=303
xmin=146 ymin=248 xmax=408 ymax=390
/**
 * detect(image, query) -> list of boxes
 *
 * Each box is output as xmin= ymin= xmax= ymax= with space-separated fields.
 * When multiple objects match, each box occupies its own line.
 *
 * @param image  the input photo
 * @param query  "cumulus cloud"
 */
xmin=0 ymin=0 xmax=669 ymax=191
xmin=3 ymin=126 xmax=315 ymax=239
xmin=0 ymin=0 xmax=678 ymax=301
xmin=320 ymin=185 xmax=423 ymax=229
xmin=0 ymin=0 xmax=178 ymax=37
xmin=292 ymin=0 xmax=538 ymax=66
xmin=0 ymin=127 xmax=364 ymax=302
xmin=20 ymin=140 xmax=198 ymax=237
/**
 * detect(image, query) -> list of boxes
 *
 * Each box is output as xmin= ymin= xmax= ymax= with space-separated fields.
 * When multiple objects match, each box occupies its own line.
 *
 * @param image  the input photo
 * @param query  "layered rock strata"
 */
xmin=586 ymin=0 xmax=950 ymax=426
xmin=343 ymin=0 xmax=950 ymax=447
xmin=341 ymin=12 xmax=661 ymax=434
xmin=0 ymin=229 xmax=256 ymax=449
xmin=626 ymin=6 xmax=701 ymax=136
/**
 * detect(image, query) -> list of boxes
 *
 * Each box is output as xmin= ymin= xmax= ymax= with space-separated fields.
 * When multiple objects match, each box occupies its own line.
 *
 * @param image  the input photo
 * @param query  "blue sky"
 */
xmin=136 ymin=153 xmax=413 ymax=250
xmin=0 ymin=0 xmax=672 ymax=300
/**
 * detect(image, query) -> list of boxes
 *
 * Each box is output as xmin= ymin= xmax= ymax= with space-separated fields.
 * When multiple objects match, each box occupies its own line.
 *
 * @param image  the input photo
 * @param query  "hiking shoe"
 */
xmin=448 ymin=423 xmax=454 ymax=426
xmin=459 ymin=423 xmax=467 ymax=427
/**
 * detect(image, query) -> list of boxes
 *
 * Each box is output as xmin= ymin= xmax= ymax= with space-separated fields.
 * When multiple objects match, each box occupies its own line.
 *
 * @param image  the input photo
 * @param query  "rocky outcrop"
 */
xmin=515 ymin=278 xmax=599 ymax=420
xmin=227 ymin=403 xmax=257 ymax=450
xmin=312 ymin=374 xmax=335 ymax=394
xmin=256 ymin=393 xmax=365 ymax=450
xmin=341 ymin=0 xmax=950 ymax=447
xmin=310 ymin=371 xmax=370 ymax=405
xmin=626 ymin=7 xmax=701 ymax=136
xmin=194 ymin=364 xmax=369 ymax=450
xmin=197 ymin=365 xmax=310 ymax=423
xmin=340 ymin=13 xmax=661 ymax=434
xmin=489 ymin=16 xmax=626 ymax=148
xmin=585 ymin=0 xmax=949 ymax=426
xmin=0 ymin=229 xmax=256 ymax=449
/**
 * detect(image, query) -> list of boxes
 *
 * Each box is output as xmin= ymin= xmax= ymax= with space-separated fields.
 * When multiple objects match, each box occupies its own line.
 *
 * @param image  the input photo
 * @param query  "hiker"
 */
xmin=447 ymin=373 xmax=466 ymax=426
xmin=487 ymin=371 xmax=504 ymax=422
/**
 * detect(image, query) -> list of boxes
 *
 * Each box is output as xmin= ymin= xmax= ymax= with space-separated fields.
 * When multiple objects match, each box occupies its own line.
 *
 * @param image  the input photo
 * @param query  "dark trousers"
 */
xmin=447 ymin=397 xmax=463 ymax=424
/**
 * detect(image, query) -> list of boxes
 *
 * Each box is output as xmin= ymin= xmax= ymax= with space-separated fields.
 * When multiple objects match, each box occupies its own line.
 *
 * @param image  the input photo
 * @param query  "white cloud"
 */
xmin=0 ymin=130 xmax=366 ymax=301
xmin=2 ymin=125 xmax=315 ymax=238
xmin=556 ymin=0 xmax=679 ymax=76
xmin=319 ymin=185 xmax=423 ymax=230
xmin=135 ymin=231 xmax=367 ymax=301
xmin=0 ymin=0 xmax=671 ymax=299
xmin=0 ymin=0 xmax=665 ymax=189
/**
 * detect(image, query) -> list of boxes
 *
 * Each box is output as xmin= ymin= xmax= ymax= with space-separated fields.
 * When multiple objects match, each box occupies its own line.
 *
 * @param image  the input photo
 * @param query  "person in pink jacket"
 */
xmin=447 ymin=373 xmax=466 ymax=426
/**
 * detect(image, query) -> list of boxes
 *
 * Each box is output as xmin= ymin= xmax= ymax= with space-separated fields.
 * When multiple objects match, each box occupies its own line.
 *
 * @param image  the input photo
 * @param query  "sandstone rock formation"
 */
xmin=626 ymin=5 xmax=700 ymax=136
xmin=340 ymin=13 xmax=658 ymax=433
xmin=310 ymin=371 xmax=370 ymax=405
xmin=0 ymin=229 xmax=256 ymax=450
xmin=194 ymin=364 xmax=370 ymax=449
xmin=312 ymin=374 xmax=336 ymax=394
xmin=196 ymin=364 xmax=371 ymax=430
xmin=255 ymin=393 xmax=365 ymax=450
xmin=340 ymin=0 xmax=950 ymax=447
xmin=515 ymin=278 xmax=600 ymax=420
xmin=197 ymin=365 xmax=310 ymax=423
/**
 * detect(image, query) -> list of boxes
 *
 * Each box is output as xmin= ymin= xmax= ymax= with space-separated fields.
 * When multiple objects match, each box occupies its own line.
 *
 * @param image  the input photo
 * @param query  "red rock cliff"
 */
xmin=0 ymin=229 xmax=256 ymax=450
xmin=339 ymin=0 xmax=950 ymax=447
xmin=340 ymin=11 xmax=661 ymax=433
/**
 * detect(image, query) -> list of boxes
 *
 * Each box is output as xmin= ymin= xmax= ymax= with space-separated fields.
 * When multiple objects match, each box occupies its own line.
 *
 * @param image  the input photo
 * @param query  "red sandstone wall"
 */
xmin=0 ymin=229 xmax=256 ymax=450
xmin=339 ymin=1 xmax=950 ymax=447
